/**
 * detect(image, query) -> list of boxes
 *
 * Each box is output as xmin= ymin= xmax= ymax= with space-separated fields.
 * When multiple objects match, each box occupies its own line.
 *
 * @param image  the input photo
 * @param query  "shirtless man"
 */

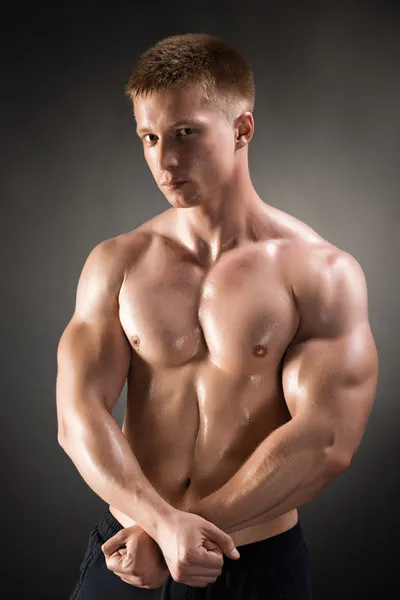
xmin=57 ymin=33 xmax=379 ymax=599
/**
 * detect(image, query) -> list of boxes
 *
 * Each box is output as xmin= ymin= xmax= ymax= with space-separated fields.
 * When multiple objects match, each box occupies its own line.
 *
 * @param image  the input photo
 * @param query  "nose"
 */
xmin=155 ymin=137 xmax=179 ymax=171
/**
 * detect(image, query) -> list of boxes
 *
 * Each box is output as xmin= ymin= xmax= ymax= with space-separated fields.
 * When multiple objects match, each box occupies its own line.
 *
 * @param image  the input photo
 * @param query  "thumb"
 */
xmin=204 ymin=524 xmax=240 ymax=560
xmin=101 ymin=529 xmax=128 ymax=558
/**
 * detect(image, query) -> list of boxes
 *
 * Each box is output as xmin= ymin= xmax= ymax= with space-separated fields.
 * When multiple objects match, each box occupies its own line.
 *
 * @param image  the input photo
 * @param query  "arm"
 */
xmin=190 ymin=250 xmax=379 ymax=533
xmin=56 ymin=239 xmax=173 ymax=538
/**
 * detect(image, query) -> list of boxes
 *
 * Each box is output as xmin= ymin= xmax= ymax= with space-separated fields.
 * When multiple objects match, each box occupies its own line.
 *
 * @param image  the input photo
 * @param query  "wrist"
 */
xmin=148 ymin=504 xmax=179 ymax=542
xmin=193 ymin=494 xmax=232 ymax=530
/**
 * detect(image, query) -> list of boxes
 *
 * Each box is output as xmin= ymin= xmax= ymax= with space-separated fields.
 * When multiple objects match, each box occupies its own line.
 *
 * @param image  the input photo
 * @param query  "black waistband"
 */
xmin=97 ymin=508 xmax=125 ymax=541
xmin=97 ymin=508 xmax=305 ymax=565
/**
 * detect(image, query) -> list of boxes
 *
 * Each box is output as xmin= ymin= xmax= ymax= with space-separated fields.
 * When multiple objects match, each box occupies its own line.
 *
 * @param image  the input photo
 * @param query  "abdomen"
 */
xmin=122 ymin=354 xmax=290 ymax=505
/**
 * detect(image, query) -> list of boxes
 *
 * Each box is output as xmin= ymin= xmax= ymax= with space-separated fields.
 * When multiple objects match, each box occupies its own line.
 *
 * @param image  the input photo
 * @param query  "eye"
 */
xmin=178 ymin=128 xmax=194 ymax=136
xmin=144 ymin=134 xmax=157 ymax=143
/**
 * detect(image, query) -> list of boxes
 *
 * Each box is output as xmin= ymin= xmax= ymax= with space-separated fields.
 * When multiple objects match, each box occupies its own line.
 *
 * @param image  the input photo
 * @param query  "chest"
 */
xmin=119 ymin=242 xmax=299 ymax=373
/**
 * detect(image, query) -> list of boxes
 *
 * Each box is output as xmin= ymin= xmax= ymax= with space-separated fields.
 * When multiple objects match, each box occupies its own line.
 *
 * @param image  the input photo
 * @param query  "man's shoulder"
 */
xmin=93 ymin=211 xmax=170 ymax=266
xmin=268 ymin=204 xmax=356 ymax=276
xmin=270 ymin=207 xmax=366 ymax=322
xmin=283 ymin=236 xmax=362 ymax=299
xmin=106 ymin=209 xmax=174 ymax=251
xmin=287 ymin=236 xmax=361 ymax=288
xmin=265 ymin=204 xmax=329 ymax=248
xmin=282 ymin=241 xmax=366 ymax=341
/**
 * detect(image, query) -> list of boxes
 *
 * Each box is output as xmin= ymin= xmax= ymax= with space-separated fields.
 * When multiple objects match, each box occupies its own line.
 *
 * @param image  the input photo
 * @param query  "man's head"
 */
xmin=125 ymin=33 xmax=256 ymax=207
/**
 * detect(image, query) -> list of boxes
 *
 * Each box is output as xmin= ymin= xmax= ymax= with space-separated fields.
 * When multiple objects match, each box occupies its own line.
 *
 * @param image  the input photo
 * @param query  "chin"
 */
xmin=169 ymin=197 xmax=197 ymax=209
xmin=166 ymin=189 xmax=202 ymax=208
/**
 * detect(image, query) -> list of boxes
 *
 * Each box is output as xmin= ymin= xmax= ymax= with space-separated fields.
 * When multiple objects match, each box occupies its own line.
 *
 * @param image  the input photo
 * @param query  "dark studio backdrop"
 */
xmin=2 ymin=1 xmax=399 ymax=598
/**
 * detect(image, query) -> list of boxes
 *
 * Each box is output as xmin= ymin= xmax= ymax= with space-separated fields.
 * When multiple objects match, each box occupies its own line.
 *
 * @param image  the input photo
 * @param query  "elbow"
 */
xmin=57 ymin=403 xmax=107 ymax=450
xmin=320 ymin=425 xmax=355 ymax=475
xmin=58 ymin=430 xmax=68 ymax=449
xmin=323 ymin=445 xmax=352 ymax=475
xmin=57 ymin=417 xmax=67 ymax=448
xmin=58 ymin=427 xmax=71 ymax=451
xmin=57 ymin=413 xmax=79 ymax=451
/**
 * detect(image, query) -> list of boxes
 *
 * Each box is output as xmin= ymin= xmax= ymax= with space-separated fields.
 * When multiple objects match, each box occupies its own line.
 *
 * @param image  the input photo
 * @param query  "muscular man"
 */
xmin=57 ymin=33 xmax=379 ymax=599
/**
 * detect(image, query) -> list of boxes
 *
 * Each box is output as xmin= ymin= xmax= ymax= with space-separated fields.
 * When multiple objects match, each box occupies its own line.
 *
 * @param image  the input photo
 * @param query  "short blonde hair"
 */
xmin=125 ymin=33 xmax=255 ymax=122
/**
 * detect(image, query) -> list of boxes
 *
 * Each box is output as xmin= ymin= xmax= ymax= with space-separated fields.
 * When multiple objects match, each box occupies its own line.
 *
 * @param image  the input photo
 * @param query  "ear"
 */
xmin=235 ymin=112 xmax=254 ymax=149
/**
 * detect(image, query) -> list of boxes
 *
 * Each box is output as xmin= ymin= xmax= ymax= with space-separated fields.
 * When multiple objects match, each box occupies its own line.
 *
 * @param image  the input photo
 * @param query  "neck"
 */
xmin=175 ymin=172 xmax=266 ymax=265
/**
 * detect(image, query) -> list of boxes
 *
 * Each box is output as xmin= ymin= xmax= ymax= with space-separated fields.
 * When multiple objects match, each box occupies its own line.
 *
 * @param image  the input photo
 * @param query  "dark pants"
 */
xmin=69 ymin=509 xmax=312 ymax=599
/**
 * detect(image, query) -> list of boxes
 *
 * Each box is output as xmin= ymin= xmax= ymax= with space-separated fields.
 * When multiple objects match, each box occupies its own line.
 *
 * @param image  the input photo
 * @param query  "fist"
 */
xmin=154 ymin=510 xmax=240 ymax=587
xmin=101 ymin=524 xmax=169 ymax=589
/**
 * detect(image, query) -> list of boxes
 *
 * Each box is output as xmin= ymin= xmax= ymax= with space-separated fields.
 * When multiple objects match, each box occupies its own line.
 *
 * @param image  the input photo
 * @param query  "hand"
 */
xmin=154 ymin=509 xmax=240 ymax=588
xmin=101 ymin=524 xmax=169 ymax=589
xmin=184 ymin=495 xmax=241 ymax=547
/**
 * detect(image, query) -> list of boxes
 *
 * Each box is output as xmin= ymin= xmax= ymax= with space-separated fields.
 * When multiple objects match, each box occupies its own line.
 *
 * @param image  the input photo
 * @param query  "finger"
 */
xmin=105 ymin=553 xmax=130 ymax=573
xmin=118 ymin=574 xmax=145 ymax=586
xmin=203 ymin=539 xmax=223 ymax=559
xmin=116 ymin=573 xmax=145 ymax=586
xmin=195 ymin=545 xmax=224 ymax=569
xmin=101 ymin=529 xmax=128 ymax=558
xmin=203 ymin=524 xmax=240 ymax=560
xmin=203 ymin=539 xmax=220 ymax=552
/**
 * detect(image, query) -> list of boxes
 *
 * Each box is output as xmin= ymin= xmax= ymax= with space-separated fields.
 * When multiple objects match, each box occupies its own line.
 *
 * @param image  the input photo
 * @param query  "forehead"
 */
xmin=134 ymin=84 xmax=221 ymax=132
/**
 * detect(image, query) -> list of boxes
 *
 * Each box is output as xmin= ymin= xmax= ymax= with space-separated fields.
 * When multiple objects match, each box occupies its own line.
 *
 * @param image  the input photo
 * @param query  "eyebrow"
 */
xmin=136 ymin=120 xmax=203 ymax=135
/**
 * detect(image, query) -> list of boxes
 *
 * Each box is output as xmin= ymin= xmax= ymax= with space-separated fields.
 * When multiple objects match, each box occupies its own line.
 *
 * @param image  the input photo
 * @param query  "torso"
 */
xmin=109 ymin=204 xmax=328 ymax=545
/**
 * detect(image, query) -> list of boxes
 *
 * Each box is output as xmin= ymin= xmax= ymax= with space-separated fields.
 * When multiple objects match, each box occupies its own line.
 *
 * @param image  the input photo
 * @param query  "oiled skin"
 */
xmin=57 ymin=82 xmax=378 ymax=566
xmin=108 ymin=203 xmax=324 ymax=543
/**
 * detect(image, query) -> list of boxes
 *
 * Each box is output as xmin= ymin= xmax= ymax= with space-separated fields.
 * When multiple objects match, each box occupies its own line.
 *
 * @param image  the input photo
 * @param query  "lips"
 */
xmin=161 ymin=180 xmax=187 ymax=188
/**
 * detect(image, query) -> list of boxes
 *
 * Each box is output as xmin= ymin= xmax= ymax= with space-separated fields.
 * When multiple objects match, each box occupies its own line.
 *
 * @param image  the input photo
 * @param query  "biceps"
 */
xmin=282 ymin=322 xmax=378 ymax=455
xmin=56 ymin=316 xmax=131 ymax=418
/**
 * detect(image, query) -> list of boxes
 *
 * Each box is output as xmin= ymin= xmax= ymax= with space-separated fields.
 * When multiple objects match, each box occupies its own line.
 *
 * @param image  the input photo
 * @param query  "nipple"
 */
xmin=253 ymin=344 xmax=268 ymax=357
xmin=131 ymin=335 xmax=140 ymax=350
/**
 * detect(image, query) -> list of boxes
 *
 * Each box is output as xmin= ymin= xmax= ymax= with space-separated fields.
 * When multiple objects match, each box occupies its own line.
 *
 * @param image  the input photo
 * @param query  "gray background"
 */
xmin=2 ymin=1 xmax=399 ymax=598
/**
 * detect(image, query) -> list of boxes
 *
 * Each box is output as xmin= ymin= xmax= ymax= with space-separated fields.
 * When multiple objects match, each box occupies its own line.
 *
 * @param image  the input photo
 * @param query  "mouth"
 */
xmin=161 ymin=180 xmax=187 ymax=190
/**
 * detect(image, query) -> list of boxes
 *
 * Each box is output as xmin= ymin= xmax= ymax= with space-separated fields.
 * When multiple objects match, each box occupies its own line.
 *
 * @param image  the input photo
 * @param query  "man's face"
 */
xmin=134 ymin=84 xmax=238 ymax=207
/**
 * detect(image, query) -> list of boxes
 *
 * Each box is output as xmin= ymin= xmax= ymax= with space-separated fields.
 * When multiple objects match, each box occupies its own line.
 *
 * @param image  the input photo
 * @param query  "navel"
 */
xmin=131 ymin=335 xmax=140 ymax=350
xmin=253 ymin=344 xmax=268 ymax=357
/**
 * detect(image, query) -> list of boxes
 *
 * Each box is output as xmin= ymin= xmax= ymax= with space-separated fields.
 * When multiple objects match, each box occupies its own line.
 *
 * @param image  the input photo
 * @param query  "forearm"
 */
xmin=190 ymin=418 xmax=342 ymax=533
xmin=59 ymin=405 xmax=174 ymax=538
